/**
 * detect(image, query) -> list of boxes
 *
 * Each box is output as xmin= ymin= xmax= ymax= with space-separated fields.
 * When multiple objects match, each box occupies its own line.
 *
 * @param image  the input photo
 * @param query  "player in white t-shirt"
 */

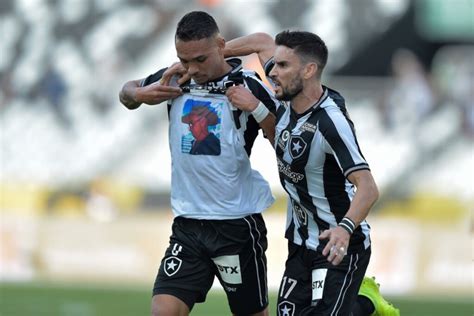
xmin=119 ymin=11 xmax=279 ymax=316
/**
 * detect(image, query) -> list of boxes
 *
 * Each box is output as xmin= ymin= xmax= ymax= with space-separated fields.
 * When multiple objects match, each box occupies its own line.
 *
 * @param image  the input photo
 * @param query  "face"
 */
xmin=187 ymin=114 xmax=209 ymax=141
xmin=176 ymin=36 xmax=224 ymax=84
xmin=269 ymin=46 xmax=305 ymax=101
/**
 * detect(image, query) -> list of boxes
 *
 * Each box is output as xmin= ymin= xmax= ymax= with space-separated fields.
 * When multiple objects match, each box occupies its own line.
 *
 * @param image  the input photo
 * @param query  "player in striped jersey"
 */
xmin=119 ymin=12 xmax=280 ymax=316
xmin=223 ymin=32 xmax=400 ymax=316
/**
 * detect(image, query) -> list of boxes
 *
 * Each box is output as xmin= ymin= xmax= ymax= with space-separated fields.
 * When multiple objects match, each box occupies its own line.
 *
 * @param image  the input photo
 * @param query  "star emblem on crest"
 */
xmin=278 ymin=300 xmax=295 ymax=316
xmin=292 ymin=140 xmax=303 ymax=153
xmin=164 ymin=256 xmax=182 ymax=277
xmin=289 ymin=136 xmax=307 ymax=159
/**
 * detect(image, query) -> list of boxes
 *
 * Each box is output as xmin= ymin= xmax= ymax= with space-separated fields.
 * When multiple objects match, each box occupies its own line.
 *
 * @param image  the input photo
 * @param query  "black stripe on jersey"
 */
xmin=243 ymin=76 xmax=277 ymax=115
xmin=241 ymin=75 xmax=278 ymax=156
xmin=327 ymin=88 xmax=368 ymax=165
xmin=142 ymin=68 xmax=167 ymax=86
xmin=326 ymin=87 xmax=348 ymax=118
xmin=243 ymin=115 xmax=259 ymax=157
xmin=323 ymin=153 xmax=351 ymax=221
xmin=277 ymin=113 xmax=330 ymax=242
xmin=318 ymin=109 xmax=368 ymax=177
xmin=285 ymin=217 xmax=296 ymax=242
xmin=276 ymin=104 xmax=287 ymax=121
xmin=233 ymin=109 xmax=242 ymax=129
xmin=323 ymin=155 xmax=367 ymax=248
xmin=263 ymin=57 xmax=274 ymax=77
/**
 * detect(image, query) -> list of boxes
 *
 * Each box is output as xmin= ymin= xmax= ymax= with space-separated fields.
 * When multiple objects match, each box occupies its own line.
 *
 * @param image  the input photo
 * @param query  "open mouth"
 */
xmin=269 ymin=78 xmax=280 ymax=87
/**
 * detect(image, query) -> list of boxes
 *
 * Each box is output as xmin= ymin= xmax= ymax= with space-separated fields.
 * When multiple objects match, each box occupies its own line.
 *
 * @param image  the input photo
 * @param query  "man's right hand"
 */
xmin=161 ymin=62 xmax=190 ymax=86
xmin=135 ymin=81 xmax=183 ymax=105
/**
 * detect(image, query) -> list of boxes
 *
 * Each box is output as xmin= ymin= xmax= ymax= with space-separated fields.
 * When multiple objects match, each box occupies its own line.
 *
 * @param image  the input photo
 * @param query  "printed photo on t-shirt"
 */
xmin=181 ymin=98 xmax=222 ymax=156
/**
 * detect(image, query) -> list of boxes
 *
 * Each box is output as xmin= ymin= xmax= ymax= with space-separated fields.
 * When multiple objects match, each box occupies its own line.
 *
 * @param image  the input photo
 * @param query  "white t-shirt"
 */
xmin=168 ymin=89 xmax=274 ymax=219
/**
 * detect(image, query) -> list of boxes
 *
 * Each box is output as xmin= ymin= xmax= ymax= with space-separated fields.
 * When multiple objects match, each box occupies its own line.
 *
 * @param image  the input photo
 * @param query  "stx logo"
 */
xmin=216 ymin=264 xmax=239 ymax=274
xmin=311 ymin=268 xmax=327 ymax=300
xmin=312 ymin=280 xmax=324 ymax=289
xmin=212 ymin=255 xmax=242 ymax=284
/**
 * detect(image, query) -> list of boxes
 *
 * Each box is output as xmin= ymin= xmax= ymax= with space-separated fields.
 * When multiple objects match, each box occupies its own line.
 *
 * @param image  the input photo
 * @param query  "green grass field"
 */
xmin=0 ymin=282 xmax=472 ymax=316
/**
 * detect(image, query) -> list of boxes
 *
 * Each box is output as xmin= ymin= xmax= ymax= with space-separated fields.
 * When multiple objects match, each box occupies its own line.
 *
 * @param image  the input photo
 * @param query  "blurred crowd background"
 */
xmin=1 ymin=0 xmax=472 ymax=306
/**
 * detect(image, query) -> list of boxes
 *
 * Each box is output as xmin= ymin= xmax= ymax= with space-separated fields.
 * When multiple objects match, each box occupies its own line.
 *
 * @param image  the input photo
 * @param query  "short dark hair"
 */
xmin=176 ymin=11 xmax=219 ymax=41
xmin=275 ymin=30 xmax=328 ymax=76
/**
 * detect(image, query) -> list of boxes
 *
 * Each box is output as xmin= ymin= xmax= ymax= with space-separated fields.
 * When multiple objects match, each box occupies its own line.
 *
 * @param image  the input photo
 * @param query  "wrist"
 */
xmin=251 ymin=102 xmax=269 ymax=123
xmin=133 ymin=87 xmax=143 ymax=103
xmin=338 ymin=217 xmax=356 ymax=235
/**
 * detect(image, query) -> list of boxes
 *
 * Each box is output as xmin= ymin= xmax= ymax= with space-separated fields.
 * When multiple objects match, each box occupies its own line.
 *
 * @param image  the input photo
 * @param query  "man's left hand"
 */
xmin=319 ymin=226 xmax=351 ymax=266
xmin=226 ymin=86 xmax=259 ymax=112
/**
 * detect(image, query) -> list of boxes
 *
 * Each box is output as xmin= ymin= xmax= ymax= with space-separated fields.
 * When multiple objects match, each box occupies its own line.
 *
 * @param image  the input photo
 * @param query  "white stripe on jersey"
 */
xmin=320 ymin=102 xmax=367 ymax=176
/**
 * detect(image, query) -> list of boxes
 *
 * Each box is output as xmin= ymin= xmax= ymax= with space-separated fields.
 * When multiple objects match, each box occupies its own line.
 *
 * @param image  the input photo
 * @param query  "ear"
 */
xmin=216 ymin=34 xmax=226 ymax=50
xmin=303 ymin=62 xmax=318 ymax=80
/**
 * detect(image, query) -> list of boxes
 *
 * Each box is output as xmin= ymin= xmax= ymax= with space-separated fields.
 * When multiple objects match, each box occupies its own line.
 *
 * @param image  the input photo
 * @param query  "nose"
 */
xmin=268 ymin=66 xmax=277 ymax=81
xmin=187 ymin=64 xmax=198 ymax=76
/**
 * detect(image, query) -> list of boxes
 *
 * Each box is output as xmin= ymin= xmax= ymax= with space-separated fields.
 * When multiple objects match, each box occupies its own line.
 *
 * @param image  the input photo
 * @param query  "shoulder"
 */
xmin=241 ymin=70 xmax=279 ymax=112
xmin=142 ymin=67 xmax=168 ymax=86
xmin=263 ymin=57 xmax=274 ymax=77
xmin=318 ymin=99 xmax=349 ymax=134
xmin=241 ymin=68 xmax=271 ymax=94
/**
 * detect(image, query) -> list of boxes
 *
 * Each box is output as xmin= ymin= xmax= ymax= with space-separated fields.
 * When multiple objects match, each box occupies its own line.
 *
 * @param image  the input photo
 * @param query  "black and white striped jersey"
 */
xmin=274 ymin=87 xmax=371 ymax=253
xmin=264 ymin=57 xmax=371 ymax=252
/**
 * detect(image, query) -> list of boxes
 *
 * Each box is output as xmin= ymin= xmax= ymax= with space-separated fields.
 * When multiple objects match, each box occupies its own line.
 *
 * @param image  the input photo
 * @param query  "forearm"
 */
xmin=224 ymin=32 xmax=275 ymax=66
xmin=344 ymin=171 xmax=379 ymax=227
xmin=258 ymin=112 xmax=276 ymax=146
xmin=119 ymin=80 xmax=142 ymax=110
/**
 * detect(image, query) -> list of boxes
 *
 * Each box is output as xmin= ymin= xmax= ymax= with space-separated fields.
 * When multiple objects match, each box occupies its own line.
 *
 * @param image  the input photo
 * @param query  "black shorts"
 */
xmin=277 ymin=241 xmax=371 ymax=316
xmin=153 ymin=214 xmax=268 ymax=315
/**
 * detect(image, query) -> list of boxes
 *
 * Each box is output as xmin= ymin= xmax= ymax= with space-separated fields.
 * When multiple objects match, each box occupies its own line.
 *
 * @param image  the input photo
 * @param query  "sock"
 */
xmin=353 ymin=295 xmax=375 ymax=316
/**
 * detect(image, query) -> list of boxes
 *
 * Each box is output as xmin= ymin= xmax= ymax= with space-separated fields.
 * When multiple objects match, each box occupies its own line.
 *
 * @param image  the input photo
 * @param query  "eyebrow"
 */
xmin=178 ymin=55 xmax=207 ymax=63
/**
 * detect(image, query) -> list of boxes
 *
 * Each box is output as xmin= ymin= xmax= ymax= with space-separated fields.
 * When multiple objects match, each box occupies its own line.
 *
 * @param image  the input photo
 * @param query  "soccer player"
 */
xmin=119 ymin=12 xmax=279 ymax=316
xmin=221 ymin=31 xmax=401 ymax=316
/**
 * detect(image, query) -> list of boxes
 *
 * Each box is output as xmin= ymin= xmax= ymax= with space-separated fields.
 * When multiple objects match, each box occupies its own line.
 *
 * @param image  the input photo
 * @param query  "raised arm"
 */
xmin=224 ymin=32 xmax=276 ymax=68
xmin=119 ymin=79 xmax=144 ymax=110
xmin=119 ymin=75 xmax=183 ymax=110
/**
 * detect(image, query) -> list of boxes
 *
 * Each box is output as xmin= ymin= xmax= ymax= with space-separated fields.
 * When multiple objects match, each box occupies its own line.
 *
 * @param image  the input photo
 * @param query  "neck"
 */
xmin=194 ymin=130 xmax=209 ymax=142
xmin=291 ymin=82 xmax=324 ymax=114
xmin=212 ymin=60 xmax=233 ymax=81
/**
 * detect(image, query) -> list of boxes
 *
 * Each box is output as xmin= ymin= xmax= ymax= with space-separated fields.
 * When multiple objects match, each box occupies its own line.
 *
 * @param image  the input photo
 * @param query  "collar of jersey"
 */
xmin=183 ymin=58 xmax=242 ymax=86
xmin=290 ymin=86 xmax=329 ymax=119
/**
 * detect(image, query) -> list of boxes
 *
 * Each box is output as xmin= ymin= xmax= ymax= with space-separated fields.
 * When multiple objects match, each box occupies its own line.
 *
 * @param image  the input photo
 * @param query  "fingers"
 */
xmin=177 ymin=73 xmax=191 ymax=85
xmin=226 ymin=87 xmax=239 ymax=105
xmin=318 ymin=229 xmax=330 ymax=240
xmin=150 ymin=83 xmax=182 ymax=93
xmin=225 ymin=85 xmax=240 ymax=99
xmin=162 ymin=62 xmax=188 ymax=86
xmin=226 ymin=86 xmax=260 ymax=111
xmin=319 ymin=228 xmax=349 ymax=266
xmin=326 ymin=244 xmax=347 ymax=265
xmin=160 ymin=75 xmax=171 ymax=86
xmin=138 ymin=83 xmax=182 ymax=104
xmin=319 ymin=230 xmax=331 ymax=256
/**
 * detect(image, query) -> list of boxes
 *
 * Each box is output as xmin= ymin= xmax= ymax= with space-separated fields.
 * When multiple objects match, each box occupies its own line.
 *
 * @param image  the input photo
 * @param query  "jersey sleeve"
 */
xmin=263 ymin=57 xmax=274 ymax=77
xmin=141 ymin=67 xmax=168 ymax=87
xmin=319 ymin=107 xmax=370 ymax=178
xmin=243 ymin=74 xmax=279 ymax=115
